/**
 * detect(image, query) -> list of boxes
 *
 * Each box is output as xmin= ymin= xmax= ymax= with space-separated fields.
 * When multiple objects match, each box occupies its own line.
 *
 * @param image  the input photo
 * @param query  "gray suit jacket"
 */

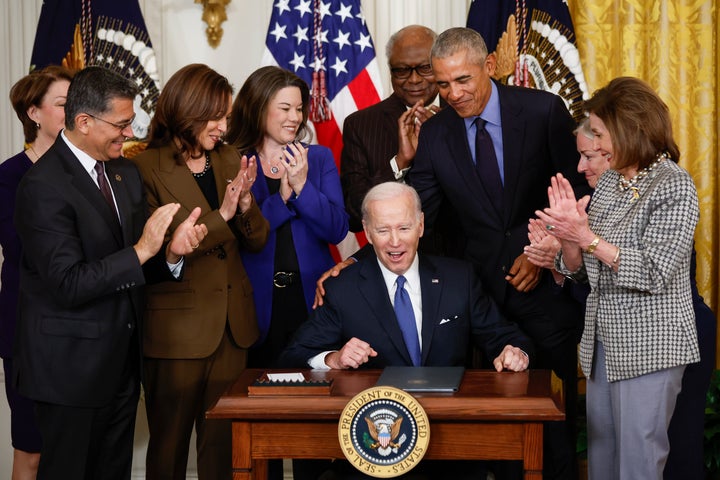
xmin=562 ymin=160 xmax=700 ymax=382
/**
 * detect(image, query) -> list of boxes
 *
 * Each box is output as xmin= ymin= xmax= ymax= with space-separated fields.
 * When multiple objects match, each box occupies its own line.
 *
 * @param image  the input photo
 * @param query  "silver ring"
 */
xmin=546 ymin=225 xmax=555 ymax=231
xmin=247 ymin=177 xmax=255 ymax=182
xmin=192 ymin=243 xmax=200 ymax=250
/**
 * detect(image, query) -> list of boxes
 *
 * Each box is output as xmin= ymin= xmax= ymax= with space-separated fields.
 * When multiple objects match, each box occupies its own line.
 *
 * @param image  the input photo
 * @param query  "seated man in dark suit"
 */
xmin=281 ymin=181 xmax=531 ymax=373
xmin=281 ymin=182 xmax=531 ymax=479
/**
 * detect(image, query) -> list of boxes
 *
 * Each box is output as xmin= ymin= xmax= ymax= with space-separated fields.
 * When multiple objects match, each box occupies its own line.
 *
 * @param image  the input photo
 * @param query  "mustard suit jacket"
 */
xmin=132 ymin=144 xmax=269 ymax=358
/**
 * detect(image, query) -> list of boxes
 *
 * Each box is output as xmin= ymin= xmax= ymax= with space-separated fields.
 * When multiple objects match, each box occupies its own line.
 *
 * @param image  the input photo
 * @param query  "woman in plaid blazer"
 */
xmin=537 ymin=77 xmax=700 ymax=480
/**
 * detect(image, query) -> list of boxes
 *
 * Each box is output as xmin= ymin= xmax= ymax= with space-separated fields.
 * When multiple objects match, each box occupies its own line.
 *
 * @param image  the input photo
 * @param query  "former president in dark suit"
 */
xmin=407 ymin=27 xmax=589 ymax=479
xmin=280 ymin=182 xmax=532 ymax=373
xmin=12 ymin=67 xmax=207 ymax=480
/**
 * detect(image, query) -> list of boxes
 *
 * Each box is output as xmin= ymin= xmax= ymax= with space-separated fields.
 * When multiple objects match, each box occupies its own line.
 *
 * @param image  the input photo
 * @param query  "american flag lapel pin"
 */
xmin=431 ymin=278 xmax=439 ymax=283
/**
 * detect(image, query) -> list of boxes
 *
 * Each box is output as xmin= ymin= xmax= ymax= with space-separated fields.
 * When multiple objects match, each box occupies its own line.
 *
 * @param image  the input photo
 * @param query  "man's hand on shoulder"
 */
xmin=325 ymin=337 xmax=377 ymax=369
xmin=313 ymin=257 xmax=357 ymax=309
xmin=492 ymin=345 xmax=529 ymax=372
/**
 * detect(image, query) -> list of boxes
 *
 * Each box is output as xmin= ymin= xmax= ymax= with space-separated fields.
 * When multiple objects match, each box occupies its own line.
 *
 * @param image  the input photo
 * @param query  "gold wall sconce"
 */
xmin=195 ymin=0 xmax=231 ymax=48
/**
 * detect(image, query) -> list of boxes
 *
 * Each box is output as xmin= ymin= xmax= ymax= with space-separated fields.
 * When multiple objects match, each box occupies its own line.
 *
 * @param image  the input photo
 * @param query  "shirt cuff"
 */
xmin=390 ymin=155 xmax=410 ymax=181
xmin=167 ymin=257 xmax=184 ymax=279
xmin=308 ymin=351 xmax=334 ymax=370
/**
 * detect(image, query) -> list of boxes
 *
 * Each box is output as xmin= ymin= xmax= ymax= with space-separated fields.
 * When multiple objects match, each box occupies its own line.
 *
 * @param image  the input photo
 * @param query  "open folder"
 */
xmin=376 ymin=366 xmax=465 ymax=392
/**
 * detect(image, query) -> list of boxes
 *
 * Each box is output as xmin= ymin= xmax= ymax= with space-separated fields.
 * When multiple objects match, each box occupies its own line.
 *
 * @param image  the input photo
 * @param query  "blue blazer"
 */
xmin=279 ymin=253 xmax=534 ymax=368
xmin=242 ymin=144 xmax=349 ymax=341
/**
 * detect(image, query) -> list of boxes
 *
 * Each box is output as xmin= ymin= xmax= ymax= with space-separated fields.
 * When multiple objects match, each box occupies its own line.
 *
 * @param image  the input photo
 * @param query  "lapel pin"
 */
xmin=115 ymin=174 xmax=122 ymax=181
xmin=431 ymin=279 xmax=439 ymax=283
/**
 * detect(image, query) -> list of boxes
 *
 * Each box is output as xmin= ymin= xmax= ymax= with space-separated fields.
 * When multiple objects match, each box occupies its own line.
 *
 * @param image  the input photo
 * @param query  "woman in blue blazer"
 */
xmin=226 ymin=66 xmax=349 ymax=369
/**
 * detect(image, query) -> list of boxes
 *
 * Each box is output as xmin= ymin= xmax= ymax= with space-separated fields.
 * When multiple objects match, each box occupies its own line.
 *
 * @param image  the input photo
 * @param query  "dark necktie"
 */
xmin=394 ymin=275 xmax=421 ymax=366
xmin=474 ymin=118 xmax=503 ymax=210
xmin=94 ymin=161 xmax=118 ymax=218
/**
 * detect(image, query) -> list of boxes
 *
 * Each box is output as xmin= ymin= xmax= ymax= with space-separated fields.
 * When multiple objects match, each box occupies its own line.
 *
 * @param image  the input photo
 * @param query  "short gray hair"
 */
xmin=385 ymin=25 xmax=438 ymax=61
xmin=431 ymin=27 xmax=488 ymax=65
xmin=361 ymin=182 xmax=422 ymax=223
xmin=574 ymin=117 xmax=593 ymax=140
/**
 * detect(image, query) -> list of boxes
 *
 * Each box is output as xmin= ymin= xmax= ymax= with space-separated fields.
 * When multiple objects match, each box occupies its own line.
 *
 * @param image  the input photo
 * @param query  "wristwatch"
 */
xmin=586 ymin=236 xmax=601 ymax=254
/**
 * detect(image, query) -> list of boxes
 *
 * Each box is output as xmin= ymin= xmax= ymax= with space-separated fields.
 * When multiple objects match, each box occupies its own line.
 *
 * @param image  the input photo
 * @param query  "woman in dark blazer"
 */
xmin=132 ymin=64 xmax=269 ymax=480
xmin=1 ymin=65 xmax=74 ymax=479
xmin=226 ymin=66 xmax=349 ymax=370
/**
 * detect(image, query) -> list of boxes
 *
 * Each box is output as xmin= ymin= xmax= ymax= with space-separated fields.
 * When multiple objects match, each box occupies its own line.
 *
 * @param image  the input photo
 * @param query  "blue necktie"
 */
xmin=394 ymin=275 xmax=421 ymax=366
xmin=474 ymin=118 xmax=503 ymax=211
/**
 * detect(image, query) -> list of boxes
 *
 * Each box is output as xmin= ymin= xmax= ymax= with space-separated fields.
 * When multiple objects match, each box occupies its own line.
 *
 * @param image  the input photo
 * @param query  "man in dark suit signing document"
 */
xmin=13 ymin=66 xmax=207 ymax=480
xmin=280 ymin=181 xmax=531 ymax=373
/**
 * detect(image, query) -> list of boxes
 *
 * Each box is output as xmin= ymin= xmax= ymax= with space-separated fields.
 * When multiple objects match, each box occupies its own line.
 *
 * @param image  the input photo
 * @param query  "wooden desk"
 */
xmin=207 ymin=369 xmax=564 ymax=480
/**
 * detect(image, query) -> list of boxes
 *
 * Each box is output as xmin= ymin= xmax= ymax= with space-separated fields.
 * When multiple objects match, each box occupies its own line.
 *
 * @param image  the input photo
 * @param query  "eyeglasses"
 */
xmin=389 ymin=64 xmax=433 ymax=80
xmin=86 ymin=113 xmax=135 ymax=132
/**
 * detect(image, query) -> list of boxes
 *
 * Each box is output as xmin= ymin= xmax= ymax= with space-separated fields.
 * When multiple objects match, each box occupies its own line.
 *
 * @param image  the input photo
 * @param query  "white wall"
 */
xmin=0 ymin=1 xmax=472 ymax=478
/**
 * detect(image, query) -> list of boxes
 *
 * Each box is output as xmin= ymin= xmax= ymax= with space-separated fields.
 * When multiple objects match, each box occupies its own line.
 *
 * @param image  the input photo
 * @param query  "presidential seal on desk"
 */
xmin=338 ymin=386 xmax=430 ymax=478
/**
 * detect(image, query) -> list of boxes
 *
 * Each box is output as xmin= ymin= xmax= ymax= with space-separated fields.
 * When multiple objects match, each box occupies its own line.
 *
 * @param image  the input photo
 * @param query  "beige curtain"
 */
xmin=570 ymin=0 xmax=719 ymax=361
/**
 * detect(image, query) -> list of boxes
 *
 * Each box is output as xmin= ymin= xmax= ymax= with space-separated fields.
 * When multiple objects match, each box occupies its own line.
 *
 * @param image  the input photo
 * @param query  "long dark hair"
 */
xmin=226 ymin=66 xmax=311 ymax=154
xmin=148 ymin=63 xmax=233 ymax=163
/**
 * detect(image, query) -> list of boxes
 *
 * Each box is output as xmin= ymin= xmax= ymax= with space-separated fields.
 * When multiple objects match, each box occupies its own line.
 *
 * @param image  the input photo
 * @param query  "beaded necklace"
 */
xmin=190 ymin=151 xmax=211 ymax=178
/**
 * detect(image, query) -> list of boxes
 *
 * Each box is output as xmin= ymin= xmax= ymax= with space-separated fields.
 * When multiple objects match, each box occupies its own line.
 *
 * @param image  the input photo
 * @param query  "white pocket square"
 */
xmin=439 ymin=315 xmax=458 ymax=325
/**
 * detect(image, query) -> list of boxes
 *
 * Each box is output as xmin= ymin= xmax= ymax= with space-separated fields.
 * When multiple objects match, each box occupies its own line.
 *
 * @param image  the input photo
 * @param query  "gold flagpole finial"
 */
xmin=195 ymin=0 xmax=230 ymax=49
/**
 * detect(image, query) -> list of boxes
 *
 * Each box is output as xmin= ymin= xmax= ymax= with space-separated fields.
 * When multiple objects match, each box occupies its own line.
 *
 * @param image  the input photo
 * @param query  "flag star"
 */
xmin=310 ymin=56 xmax=325 ymax=72
xmin=274 ymin=0 xmax=290 ymax=15
xmin=555 ymin=68 xmax=561 ymax=75
xmin=330 ymin=57 xmax=348 ymax=76
xmin=293 ymin=25 xmax=309 ymax=45
xmin=135 ymin=77 xmax=143 ymax=86
xmin=335 ymin=2 xmax=353 ymax=23
xmin=315 ymin=29 xmax=329 ymax=44
xmin=354 ymin=33 xmax=372 ymax=52
xmin=289 ymin=52 xmax=306 ymax=71
xmin=269 ymin=22 xmax=287 ymax=43
xmin=356 ymin=10 xmax=366 ymax=26
xmin=142 ymin=88 xmax=150 ymax=97
xmin=333 ymin=29 xmax=351 ymax=49
xmin=318 ymin=1 xmax=332 ymax=20
xmin=118 ymin=60 xmax=126 ymax=68
xmin=547 ymin=59 xmax=555 ymax=66
xmin=294 ymin=0 xmax=312 ymax=18
xmin=128 ymin=67 xmax=135 ymax=75
xmin=106 ymin=56 xmax=114 ymax=65
xmin=96 ymin=54 xmax=105 ymax=62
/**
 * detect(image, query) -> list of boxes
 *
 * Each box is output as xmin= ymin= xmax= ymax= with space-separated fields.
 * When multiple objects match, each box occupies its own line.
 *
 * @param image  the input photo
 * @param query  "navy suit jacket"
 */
xmin=12 ymin=135 xmax=173 ymax=408
xmin=278 ymin=253 xmax=533 ymax=369
xmin=409 ymin=82 xmax=590 ymax=305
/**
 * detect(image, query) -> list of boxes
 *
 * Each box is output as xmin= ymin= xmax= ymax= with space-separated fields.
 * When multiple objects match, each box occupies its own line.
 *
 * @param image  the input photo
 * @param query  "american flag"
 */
xmin=262 ymin=0 xmax=384 ymax=257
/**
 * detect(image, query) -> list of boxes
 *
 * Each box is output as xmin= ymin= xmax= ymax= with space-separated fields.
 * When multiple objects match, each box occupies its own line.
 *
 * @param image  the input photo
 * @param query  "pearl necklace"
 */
xmin=190 ymin=151 xmax=211 ymax=178
xmin=618 ymin=152 xmax=667 ymax=197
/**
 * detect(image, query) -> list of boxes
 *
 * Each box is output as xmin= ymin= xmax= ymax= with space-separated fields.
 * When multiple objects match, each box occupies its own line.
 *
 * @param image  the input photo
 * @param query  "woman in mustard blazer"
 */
xmin=132 ymin=64 xmax=269 ymax=480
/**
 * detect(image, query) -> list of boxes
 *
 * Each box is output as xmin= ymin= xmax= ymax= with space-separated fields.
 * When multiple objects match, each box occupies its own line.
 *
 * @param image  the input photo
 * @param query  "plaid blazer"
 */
xmin=567 ymin=159 xmax=700 ymax=382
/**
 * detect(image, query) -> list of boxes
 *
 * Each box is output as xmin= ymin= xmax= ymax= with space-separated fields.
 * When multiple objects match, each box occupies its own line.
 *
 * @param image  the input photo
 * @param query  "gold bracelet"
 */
xmin=612 ymin=247 xmax=621 ymax=264
xmin=585 ymin=236 xmax=601 ymax=254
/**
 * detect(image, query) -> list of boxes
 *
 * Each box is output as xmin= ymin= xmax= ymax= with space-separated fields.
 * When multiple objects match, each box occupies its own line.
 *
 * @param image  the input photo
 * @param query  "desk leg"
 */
xmin=523 ymin=423 xmax=543 ymax=480
xmin=232 ymin=422 xmax=253 ymax=480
